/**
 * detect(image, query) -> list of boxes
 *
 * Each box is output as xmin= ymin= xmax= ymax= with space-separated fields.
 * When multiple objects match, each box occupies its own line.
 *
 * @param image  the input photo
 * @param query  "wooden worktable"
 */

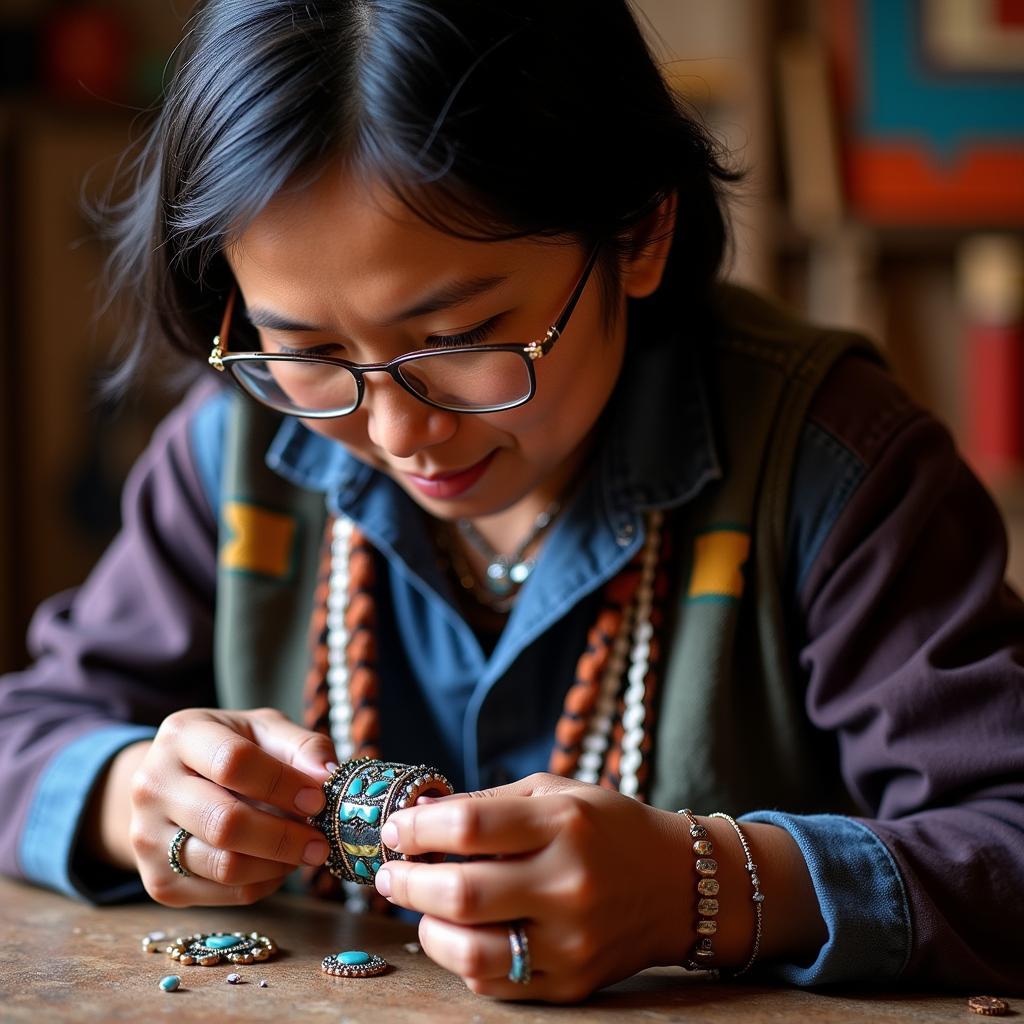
xmin=0 ymin=875 xmax=999 ymax=1022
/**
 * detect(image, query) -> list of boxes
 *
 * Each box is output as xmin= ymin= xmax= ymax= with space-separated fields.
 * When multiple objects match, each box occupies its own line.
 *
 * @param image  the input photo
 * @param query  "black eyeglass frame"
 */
xmin=208 ymin=245 xmax=602 ymax=418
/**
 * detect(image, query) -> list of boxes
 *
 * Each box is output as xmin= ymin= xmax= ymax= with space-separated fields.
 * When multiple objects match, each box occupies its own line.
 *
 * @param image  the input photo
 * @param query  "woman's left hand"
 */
xmin=373 ymin=772 xmax=691 ymax=1003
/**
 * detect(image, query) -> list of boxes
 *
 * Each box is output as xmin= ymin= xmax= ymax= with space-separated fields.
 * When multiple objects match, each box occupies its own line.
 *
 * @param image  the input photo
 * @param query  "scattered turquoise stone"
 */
xmin=159 ymin=975 xmax=181 ymax=992
xmin=338 ymin=951 xmax=370 ymax=966
xmin=204 ymin=935 xmax=239 ymax=949
xmin=354 ymin=860 xmax=372 ymax=879
xmin=348 ymin=775 xmax=365 ymax=796
xmin=365 ymin=780 xmax=390 ymax=797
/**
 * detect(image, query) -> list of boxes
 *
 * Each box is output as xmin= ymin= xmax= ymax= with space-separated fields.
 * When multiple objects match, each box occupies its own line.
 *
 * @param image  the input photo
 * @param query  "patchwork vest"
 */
xmin=213 ymin=285 xmax=879 ymax=816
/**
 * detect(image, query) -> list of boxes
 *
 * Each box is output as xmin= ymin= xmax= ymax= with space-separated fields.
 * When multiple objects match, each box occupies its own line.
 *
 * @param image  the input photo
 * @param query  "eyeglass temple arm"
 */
xmin=208 ymin=286 xmax=238 ymax=371
xmin=524 ymin=245 xmax=602 ymax=361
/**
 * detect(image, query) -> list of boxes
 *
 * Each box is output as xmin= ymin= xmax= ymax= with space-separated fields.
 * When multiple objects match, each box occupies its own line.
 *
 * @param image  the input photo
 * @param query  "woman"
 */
xmin=1 ymin=0 xmax=1021 ymax=1002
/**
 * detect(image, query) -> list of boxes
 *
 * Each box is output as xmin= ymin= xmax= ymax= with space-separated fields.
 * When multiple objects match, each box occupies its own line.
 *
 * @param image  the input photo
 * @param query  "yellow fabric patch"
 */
xmin=687 ymin=529 xmax=751 ymax=600
xmin=220 ymin=501 xmax=297 ymax=579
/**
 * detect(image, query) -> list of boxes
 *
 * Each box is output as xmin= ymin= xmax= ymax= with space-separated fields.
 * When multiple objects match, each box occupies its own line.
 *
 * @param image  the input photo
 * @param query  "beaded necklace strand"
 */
xmin=302 ymin=509 xmax=671 ymax=897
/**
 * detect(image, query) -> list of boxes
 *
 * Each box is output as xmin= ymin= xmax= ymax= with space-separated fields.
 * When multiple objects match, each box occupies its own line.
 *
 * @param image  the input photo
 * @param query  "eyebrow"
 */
xmin=242 ymin=273 xmax=509 ymax=333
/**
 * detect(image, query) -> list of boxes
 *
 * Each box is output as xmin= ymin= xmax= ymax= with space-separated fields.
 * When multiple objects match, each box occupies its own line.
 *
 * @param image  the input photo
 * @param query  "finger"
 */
xmin=176 ymin=718 xmax=328 ymax=817
xmin=382 ymin=796 xmax=559 ymax=857
xmin=144 ymin=862 xmax=287 ymax=909
xmin=419 ymin=915 xmax=550 ymax=984
xmin=166 ymin=827 xmax=297 ymax=886
xmin=246 ymin=708 xmax=338 ymax=781
xmin=172 ymin=774 xmax=330 ymax=867
xmin=376 ymin=857 xmax=537 ymax=924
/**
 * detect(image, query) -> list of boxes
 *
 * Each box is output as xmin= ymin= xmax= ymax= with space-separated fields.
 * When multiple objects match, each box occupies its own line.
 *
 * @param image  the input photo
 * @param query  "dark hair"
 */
xmin=99 ymin=0 xmax=738 ymax=391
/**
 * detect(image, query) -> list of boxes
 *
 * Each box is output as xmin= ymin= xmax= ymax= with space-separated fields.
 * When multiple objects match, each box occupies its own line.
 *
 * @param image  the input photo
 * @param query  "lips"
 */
xmin=403 ymin=450 xmax=497 ymax=500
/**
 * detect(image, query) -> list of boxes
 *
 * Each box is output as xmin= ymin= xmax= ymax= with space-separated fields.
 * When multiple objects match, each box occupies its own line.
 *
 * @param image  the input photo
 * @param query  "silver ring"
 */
xmin=507 ymin=923 xmax=531 ymax=985
xmin=168 ymin=828 xmax=192 ymax=877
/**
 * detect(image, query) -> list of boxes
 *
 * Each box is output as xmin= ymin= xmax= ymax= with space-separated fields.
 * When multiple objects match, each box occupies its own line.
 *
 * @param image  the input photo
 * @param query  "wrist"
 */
xmin=647 ymin=808 xmax=751 ymax=967
xmin=82 ymin=739 xmax=152 ymax=872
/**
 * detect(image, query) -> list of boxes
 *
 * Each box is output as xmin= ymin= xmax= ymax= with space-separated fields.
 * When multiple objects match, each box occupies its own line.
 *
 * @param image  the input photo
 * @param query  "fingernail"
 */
xmin=325 ymin=761 xmax=340 ymax=775
xmin=375 ymin=867 xmax=392 ymax=897
xmin=380 ymin=821 xmax=399 ymax=849
xmin=295 ymin=788 xmax=325 ymax=814
xmin=303 ymin=840 xmax=329 ymax=865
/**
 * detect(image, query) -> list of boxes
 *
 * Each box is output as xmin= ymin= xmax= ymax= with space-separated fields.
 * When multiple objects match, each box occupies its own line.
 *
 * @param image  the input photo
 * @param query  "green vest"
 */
xmin=213 ymin=286 xmax=879 ymax=814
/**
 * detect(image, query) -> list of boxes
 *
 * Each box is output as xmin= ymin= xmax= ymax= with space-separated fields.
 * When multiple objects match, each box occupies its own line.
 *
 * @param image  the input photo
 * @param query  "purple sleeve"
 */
xmin=798 ymin=358 xmax=1024 ymax=991
xmin=0 ymin=379 xmax=222 ymax=896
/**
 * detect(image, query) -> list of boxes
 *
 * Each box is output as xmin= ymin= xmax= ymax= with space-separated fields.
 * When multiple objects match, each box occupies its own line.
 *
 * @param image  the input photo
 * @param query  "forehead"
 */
xmin=225 ymin=167 xmax=518 ymax=307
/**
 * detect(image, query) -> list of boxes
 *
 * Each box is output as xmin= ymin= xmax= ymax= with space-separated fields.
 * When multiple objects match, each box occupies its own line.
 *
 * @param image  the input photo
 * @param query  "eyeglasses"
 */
xmin=208 ymin=246 xmax=601 ymax=418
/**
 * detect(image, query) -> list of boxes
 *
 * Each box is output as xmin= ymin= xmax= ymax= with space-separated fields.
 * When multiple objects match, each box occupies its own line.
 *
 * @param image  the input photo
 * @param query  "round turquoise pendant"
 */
xmin=321 ymin=950 xmax=390 ymax=977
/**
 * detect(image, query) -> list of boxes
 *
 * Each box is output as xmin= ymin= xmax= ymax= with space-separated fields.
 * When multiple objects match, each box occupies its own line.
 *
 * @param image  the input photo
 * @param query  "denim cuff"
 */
xmin=19 ymin=725 xmax=156 ymax=903
xmin=740 ymin=811 xmax=912 ymax=986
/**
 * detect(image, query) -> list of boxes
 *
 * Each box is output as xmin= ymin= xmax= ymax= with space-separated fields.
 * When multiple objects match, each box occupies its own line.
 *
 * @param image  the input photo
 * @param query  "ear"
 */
xmin=619 ymin=191 xmax=678 ymax=299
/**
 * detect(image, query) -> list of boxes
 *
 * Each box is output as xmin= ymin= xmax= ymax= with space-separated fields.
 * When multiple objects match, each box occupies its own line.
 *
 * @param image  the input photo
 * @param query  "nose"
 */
xmin=362 ymin=372 xmax=458 ymax=458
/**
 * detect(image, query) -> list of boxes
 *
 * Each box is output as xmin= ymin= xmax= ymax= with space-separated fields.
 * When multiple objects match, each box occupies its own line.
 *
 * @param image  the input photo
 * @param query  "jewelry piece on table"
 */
xmin=321 ymin=950 xmax=390 ymax=977
xmin=506 ymin=923 xmax=532 ymax=985
xmin=166 ymin=931 xmax=278 ymax=966
xmin=309 ymin=758 xmax=453 ymax=886
xmin=968 ymin=995 xmax=1010 ymax=1016
xmin=167 ymin=828 xmax=192 ymax=877
xmin=141 ymin=931 xmax=168 ymax=954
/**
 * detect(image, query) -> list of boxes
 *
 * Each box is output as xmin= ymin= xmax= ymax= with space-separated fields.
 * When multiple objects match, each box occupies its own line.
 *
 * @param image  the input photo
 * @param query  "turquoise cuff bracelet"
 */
xmin=309 ymin=758 xmax=453 ymax=885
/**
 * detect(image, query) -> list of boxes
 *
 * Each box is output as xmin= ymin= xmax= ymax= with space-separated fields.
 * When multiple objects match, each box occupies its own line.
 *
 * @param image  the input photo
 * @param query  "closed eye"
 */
xmin=274 ymin=343 xmax=341 ymax=357
xmin=429 ymin=315 xmax=502 ymax=349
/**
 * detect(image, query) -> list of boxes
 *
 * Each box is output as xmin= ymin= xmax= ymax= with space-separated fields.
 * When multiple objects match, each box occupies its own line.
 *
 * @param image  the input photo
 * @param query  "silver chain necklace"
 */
xmin=455 ymin=500 xmax=561 ymax=597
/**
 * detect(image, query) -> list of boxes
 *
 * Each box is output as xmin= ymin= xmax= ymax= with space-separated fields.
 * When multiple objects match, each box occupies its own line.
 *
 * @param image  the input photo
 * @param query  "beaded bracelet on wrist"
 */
xmin=708 ymin=812 xmax=764 ymax=978
xmin=677 ymin=809 xmax=720 ymax=971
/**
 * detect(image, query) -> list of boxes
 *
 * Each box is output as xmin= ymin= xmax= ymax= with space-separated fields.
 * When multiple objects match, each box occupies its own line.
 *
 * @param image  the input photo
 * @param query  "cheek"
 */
xmin=301 ymin=414 xmax=373 ymax=455
xmin=496 ymin=339 xmax=624 ymax=449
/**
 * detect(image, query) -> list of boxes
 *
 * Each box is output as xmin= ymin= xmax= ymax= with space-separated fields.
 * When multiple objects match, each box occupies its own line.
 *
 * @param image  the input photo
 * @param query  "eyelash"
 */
xmin=429 ymin=317 xmax=500 ymax=348
xmin=273 ymin=316 xmax=501 ymax=356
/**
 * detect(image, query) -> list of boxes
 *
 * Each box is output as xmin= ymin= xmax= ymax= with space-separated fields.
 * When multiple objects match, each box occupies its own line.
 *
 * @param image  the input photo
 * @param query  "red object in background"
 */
xmin=966 ymin=322 xmax=1024 ymax=480
xmin=43 ymin=7 xmax=131 ymax=104
xmin=961 ymin=237 xmax=1024 ymax=483
xmin=998 ymin=0 xmax=1024 ymax=27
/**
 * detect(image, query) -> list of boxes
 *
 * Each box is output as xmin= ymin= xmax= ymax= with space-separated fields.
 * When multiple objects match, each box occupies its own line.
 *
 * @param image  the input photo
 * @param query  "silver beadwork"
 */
xmin=167 ymin=828 xmax=192 ymax=877
xmin=708 ymin=811 xmax=764 ymax=978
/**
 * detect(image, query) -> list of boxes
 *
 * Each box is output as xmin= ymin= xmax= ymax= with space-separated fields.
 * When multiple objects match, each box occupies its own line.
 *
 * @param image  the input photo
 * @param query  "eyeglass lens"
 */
xmin=230 ymin=349 xmax=533 ymax=415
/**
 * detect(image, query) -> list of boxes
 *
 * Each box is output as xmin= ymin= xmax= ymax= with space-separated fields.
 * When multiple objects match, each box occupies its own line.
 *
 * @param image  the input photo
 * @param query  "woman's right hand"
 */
xmin=125 ymin=707 xmax=337 ymax=906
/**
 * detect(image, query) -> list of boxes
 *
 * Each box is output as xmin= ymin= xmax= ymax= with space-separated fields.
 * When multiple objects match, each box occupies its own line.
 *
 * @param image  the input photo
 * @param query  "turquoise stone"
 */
xmin=371 ymin=860 xmax=382 ymax=873
xmin=348 ymin=775 xmax=365 ymax=796
xmin=354 ymin=860 xmax=372 ymax=879
xmin=340 ymin=801 xmax=381 ymax=825
xmin=204 ymin=935 xmax=239 ymax=950
xmin=365 ymin=780 xmax=390 ymax=797
xmin=159 ymin=975 xmax=181 ymax=992
xmin=382 ymin=768 xmax=396 ymax=778
xmin=338 ymin=951 xmax=370 ymax=966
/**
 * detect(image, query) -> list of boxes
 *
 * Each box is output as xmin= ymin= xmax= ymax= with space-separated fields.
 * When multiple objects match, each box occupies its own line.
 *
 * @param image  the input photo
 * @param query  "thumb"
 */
xmin=246 ymin=708 xmax=339 ymax=783
xmin=468 ymin=771 xmax=577 ymax=800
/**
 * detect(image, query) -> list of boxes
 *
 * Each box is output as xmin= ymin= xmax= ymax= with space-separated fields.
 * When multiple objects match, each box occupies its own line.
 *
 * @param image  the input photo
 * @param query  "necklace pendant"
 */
xmin=485 ymin=560 xmax=514 ymax=596
xmin=508 ymin=559 xmax=534 ymax=585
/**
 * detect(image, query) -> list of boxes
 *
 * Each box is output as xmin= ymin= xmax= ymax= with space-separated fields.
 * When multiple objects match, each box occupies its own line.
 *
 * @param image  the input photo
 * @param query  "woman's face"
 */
xmin=226 ymin=169 xmax=664 ymax=525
